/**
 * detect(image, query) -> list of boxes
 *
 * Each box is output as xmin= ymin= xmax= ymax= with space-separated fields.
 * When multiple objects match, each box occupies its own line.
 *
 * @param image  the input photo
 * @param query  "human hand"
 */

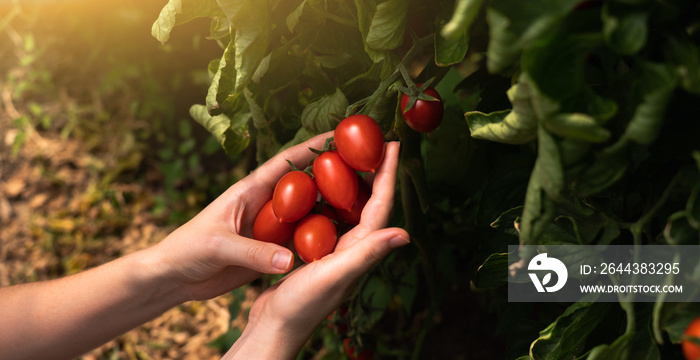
xmin=149 ymin=134 xmax=330 ymax=302
xmin=223 ymin=141 xmax=409 ymax=359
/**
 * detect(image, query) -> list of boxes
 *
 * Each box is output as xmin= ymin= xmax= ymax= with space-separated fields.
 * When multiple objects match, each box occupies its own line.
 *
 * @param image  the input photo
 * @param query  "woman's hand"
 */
xmin=151 ymin=133 xmax=330 ymax=302
xmin=223 ymin=142 xmax=409 ymax=359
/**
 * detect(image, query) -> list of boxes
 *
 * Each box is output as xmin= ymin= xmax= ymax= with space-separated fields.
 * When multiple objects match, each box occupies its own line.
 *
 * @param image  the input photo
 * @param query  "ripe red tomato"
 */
xmin=334 ymin=114 xmax=385 ymax=172
xmin=335 ymin=177 xmax=370 ymax=226
xmin=272 ymin=171 xmax=317 ymax=223
xmin=343 ymin=338 xmax=373 ymax=360
xmin=253 ymin=200 xmax=296 ymax=246
xmin=400 ymin=84 xmax=444 ymax=133
xmin=313 ymin=151 xmax=358 ymax=211
xmin=683 ymin=317 xmax=700 ymax=360
xmin=293 ymin=214 xmax=337 ymax=263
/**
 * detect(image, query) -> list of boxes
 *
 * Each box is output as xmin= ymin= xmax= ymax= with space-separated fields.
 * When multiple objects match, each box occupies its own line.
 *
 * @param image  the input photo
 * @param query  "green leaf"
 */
xmin=441 ymin=0 xmax=483 ymax=40
xmin=573 ymin=144 xmax=629 ymax=196
xmin=530 ymin=302 xmax=611 ymax=360
xmin=537 ymin=125 xmax=564 ymax=200
xmin=545 ymin=113 xmax=611 ymax=143
xmin=301 ymin=88 xmax=349 ymax=133
xmin=663 ymin=211 xmax=699 ymax=245
xmin=602 ymin=5 xmax=648 ymax=56
xmin=466 ymin=75 xmax=558 ymax=144
xmin=151 ymin=0 xmax=224 ymax=44
xmin=435 ymin=24 xmax=469 ymax=67
xmin=491 ymin=206 xmax=523 ymax=236
xmin=216 ymin=0 xmax=272 ymax=95
xmin=666 ymin=37 xmax=700 ymax=96
xmin=279 ymin=127 xmax=317 ymax=153
xmin=354 ymin=0 xmax=385 ymax=63
xmin=286 ymin=0 xmax=306 ymax=33
xmin=190 ymin=104 xmax=250 ymax=155
xmin=623 ymin=62 xmax=677 ymax=145
xmin=474 ymin=252 xmax=508 ymax=288
xmin=365 ymin=0 xmax=409 ymax=51
xmin=485 ymin=0 xmax=577 ymax=74
xmin=585 ymin=331 xmax=633 ymax=360
xmin=206 ymin=41 xmax=236 ymax=113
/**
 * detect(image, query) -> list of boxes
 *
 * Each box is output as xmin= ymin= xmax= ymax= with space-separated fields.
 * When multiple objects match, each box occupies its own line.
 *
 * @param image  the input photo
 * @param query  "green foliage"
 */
xmin=155 ymin=0 xmax=700 ymax=358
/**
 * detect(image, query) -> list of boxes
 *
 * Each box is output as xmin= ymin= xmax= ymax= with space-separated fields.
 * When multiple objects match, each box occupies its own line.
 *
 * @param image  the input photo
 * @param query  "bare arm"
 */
xmin=0 ymin=134 xmax=330 ymax=360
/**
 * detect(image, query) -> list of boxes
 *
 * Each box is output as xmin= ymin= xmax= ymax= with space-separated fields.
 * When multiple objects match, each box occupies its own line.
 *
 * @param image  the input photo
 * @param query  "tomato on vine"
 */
xmin=683 ymin=317 xmax=700 ymax=360
xmin=334 ymin=114 xmax=385 ymax=172
xmin=293 ymin=214 xmax=337 ymax=263
xmin=400 ymin=83 xmax=443 ymax=133
xmin=272 ymin=170 xmax=317 ymax=223
xmin=313 ymin=150 xmax=358 ymax=211
xmin=335 ymin=177 xmax=370 ymax=226
xmin=253 ymin=200 xmax=296 ymax=246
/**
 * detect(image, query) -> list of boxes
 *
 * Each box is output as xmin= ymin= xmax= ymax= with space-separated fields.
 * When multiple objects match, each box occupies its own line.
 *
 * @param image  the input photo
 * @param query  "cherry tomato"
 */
xmin=343 ymin=338 xmax=374 ymax=360
xmin=313 ymin=151 xmax=358 ymax=212
xmin=293 ymin=214 xmax=337 ymax=263
xmin=683 ymin=317 xmax=700 ymax=360
xmin=253 ymin=200 xmax=296 ymax=246
xmin=272 ymin=170 xmax=317 ymax=223
xmin=334 ymin=114 xmax=385 ymax=172
xmin=335 ymin=177 xmax=370 ymax=226
xmin=400 ymin=84 xmax=443 ymax=133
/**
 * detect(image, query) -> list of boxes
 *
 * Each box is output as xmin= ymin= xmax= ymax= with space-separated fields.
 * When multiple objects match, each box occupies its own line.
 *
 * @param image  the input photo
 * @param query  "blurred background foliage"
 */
xmin=0 ymin=1 xmax=253 ymax=359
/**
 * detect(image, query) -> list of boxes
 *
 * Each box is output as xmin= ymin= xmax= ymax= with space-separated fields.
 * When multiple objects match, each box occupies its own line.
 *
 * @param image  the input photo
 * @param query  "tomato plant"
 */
xmin=312 ymin=150 xmax=358 ymax=212
xmin=334 ymin=114 xmax=385 ymax=172
xmin=293 ymin=214 xmax=337 ymax=263
xmin=156 ymin=0 xmax=700 ymax=358
xmin=399 ymin=84 xmax=443 ymax=133
xmin=272 ymin=171 xmax=317 ymax=223
xmin=253 ymin=199 xmax=296 ymax=246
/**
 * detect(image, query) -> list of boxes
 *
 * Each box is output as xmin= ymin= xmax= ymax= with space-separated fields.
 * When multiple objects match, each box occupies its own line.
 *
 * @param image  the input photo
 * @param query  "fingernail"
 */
xmin=389 ymin=235 xmax=410 ymax=249
xmin=272 ymin=250 xmax=293 ymax=271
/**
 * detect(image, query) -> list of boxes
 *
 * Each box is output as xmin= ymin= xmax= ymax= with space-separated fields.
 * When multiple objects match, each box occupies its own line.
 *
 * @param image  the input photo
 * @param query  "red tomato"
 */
xmin=400 ymin=84 xmax=443 ymax=133
xmin=293 ymin=214 xmax=337 ymax=263
xmin=343 ymin=338 xmax=374 ymax=360
xmin=334 ymin=114 xmax=385 ymax=172
xmin=683 ymin=317 xmax=700 ymax=360
xmin=312 ymin=151 xmax=358 ymax=212
xmin=335 ymin=177 xmax=370 ymax=226
xmin=272 ymin=171 xmax=317 ymax=223
xmin=253 ymin=200 xmax=296 ymax=245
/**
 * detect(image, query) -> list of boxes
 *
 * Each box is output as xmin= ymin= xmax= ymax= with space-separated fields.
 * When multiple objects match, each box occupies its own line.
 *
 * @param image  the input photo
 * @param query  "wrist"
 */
xmin=128 ymin=246 xmax=187 ymax=308
xmin=225 ymin=312 xmax=310 ymax=359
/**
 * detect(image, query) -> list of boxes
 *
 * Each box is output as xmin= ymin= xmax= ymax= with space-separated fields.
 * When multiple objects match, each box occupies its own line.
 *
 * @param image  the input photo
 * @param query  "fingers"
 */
xmin=253 ymin=132 xmax=332 ymax=190
xmin=358 ymin=141 xmax=400 ymax=230
xmin=337 ymin=227 xmax=410 ymax=278
xmin=208 ymin=234 xmax=295 ymax=274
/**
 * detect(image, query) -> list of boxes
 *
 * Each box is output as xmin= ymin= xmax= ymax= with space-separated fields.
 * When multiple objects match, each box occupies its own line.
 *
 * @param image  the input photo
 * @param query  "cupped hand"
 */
xmin=224 ymin=141 xmax=409 ymax=359
xmin=151 ymin=133 xmax=330 ymax=302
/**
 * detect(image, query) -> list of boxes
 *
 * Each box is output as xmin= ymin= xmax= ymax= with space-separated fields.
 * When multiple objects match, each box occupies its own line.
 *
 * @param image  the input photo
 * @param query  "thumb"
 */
xmin=340 ymin=228 xmax=410 ymax=278
xmin=212 ymin=235 xmax=295 ymax=274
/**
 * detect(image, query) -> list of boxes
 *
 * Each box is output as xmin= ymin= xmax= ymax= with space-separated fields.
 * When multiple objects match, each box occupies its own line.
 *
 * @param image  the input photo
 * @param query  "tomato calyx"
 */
xmin=397 ymin=65 xmax=439 ymax=113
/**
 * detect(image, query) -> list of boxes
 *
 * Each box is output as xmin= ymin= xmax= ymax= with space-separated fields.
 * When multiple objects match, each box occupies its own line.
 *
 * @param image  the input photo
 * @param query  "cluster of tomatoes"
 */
xmin=252 ymin=114 xmax=385 ymax=263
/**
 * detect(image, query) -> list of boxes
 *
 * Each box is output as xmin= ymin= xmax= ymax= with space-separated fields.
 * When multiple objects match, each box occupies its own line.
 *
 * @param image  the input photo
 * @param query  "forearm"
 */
xmin=0 ymin=248 xmax=185 ymax=360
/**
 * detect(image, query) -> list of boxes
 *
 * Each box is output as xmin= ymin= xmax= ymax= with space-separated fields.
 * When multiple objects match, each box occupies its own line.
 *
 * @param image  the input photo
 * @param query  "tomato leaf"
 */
xmin=440 ymin=0 xmax=483 ymax=40
xmin=536 ymin=126 xmax=564 ymax=200
xmin=544 ymin=113 xmax=611 ymax=143
xmin=365 ymin=0 xmax=409 ymax=51
xmin=602 ymin=4 xmax=648 ymax=56
xmin=151 ymin=0 xmax=224 ymax=44
xmin=622 ymin=61 xmax=677 ymax=145
xmin=435 ymin=22 xmax=469 ymax=67
xmin=301 ymin=88 xmax=349 ymax=133
xmin=530 ymin=302 xmax=611 ymax=359
xmin=189 ymin=104 xmax=250 ymax=156
xmin=216 ymin=0 xmax=271 ymax=95
xmin=485 ymin=0 xmax=577 ymax=74
xmin=473 ymin=252 xmax=508 ymax=288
